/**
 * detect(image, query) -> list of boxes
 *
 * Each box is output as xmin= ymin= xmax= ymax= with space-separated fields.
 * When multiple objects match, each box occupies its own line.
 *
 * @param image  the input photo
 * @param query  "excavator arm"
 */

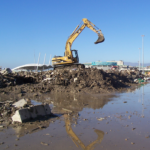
xmin=65 ymin=18 xmax=105 ymax=58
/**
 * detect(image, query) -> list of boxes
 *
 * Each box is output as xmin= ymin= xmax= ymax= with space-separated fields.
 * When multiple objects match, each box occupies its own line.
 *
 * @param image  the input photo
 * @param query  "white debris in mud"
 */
xmin=11 ymin=104 xmax=51 ymax=123
xmin=97 ymin=118 xmax=105 ymax=121
xmin=12 ymin=99 xmax=31 ymax=108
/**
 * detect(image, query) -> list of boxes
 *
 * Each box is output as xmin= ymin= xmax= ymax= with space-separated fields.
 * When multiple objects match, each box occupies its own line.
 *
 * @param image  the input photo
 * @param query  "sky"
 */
xmin=0 ymin=0 xmax=150 ymax=69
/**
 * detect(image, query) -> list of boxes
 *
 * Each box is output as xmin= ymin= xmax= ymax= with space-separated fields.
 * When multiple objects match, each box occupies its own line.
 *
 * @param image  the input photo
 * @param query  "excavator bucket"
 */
xmin=94 ymin=33 xmax=105 ymax=44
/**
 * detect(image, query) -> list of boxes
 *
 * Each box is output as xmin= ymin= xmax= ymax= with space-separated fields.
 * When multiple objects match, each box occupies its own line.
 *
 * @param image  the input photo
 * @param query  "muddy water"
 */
xmin=0 ymin=84 xmax=150 ymax=150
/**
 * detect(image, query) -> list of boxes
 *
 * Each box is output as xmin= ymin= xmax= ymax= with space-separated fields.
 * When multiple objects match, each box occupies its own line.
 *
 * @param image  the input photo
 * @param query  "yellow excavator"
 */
xmin=64 ymin=114 xmax=104 ymax=150
xmin=52 ymin=18 xmax=105 ymax=69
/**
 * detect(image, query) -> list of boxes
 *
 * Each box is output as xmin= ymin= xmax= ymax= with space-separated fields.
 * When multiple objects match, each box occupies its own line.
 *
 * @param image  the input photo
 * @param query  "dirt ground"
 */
xmin=0 ymin=83 xmax=150 ymax=150
xmin=0 ymin=68 xmax=149 ymax=149
xmin=0 ymin=68 xmax=140 ymax=98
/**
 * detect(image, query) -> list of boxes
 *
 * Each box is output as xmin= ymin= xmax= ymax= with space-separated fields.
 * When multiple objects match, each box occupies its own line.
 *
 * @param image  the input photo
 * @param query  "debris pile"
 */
xmin=0 ymin=68 xmax=12 ymax=75
xmin=0 ymin=68 xmax=145 ymax=94
xmin=118 ymin=69 xmax=140 ymax=79
xmin=0 ymin=70 xmax=35 ymax=88
xmin=0 ymin=100 xmax=15 ymax=124
xmin=40 ymin=68 xmax=141 ymax=93
xmin=0 ymin=98 xmax=51 ymax=124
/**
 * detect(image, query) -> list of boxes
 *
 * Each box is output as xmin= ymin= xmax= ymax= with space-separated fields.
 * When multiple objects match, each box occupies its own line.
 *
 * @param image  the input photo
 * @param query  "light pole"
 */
xmin=139 ymin=48 xmax=141 ymax=71
xmin=141 ymin=35 xmax=145 ymax=74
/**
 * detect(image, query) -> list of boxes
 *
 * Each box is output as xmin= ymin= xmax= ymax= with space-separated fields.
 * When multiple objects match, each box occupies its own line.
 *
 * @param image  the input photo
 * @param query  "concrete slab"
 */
xmin=44 ymin=104 xmax=51 ymax=115
xmin=28 ymin=106 xmax=37 ymax=119
xmin=11 ymin=104 xmax=51 ymax=123
xmin=13 ymin=99 xmax=28 ymax=108
xmin=12 ymin=108 xmax=31 ymax=123
xmin=34 ymin=105 xmax=46 ymax=116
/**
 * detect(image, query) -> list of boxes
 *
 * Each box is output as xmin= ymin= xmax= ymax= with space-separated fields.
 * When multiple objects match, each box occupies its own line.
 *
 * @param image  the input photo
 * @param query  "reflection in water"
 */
xmin=138 ymin=86 xmax=141 ymax=103
xmin=2 ymin=84 xmax=150 ymax=150
xmin=142 ymin=86 xmax=144 ymax=117
xmin=11 ymin=87 xmax=140 ymax=148
xmin=48 ymin=93 xmax=117 ymax=113
xmin=11 ymin=92 xmax=111 ymax=140
xmin=31 ymin=100 xmax=42 ymax=105
xmin=137 ymin=85 xmax=145 ymax=117
xmin=12 ymin=123 xmax=47 ymax=138
xmin=64 ymin=114 xmax=104 ymax=150
xmin=50 ymin=93 xmax=107 ymax=149
xmin=33 ymin=92 xmax=108 ymax=149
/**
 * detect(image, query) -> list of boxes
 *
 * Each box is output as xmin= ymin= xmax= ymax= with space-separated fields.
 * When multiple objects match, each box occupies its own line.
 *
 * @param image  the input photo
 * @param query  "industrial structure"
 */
xmin=12 ymin=64 xmax=53 ymax=71
xmin=84 ymin=60 xmax=124 ymax=70
xmin=11 ymin=53 xmax=53 ymax=72
xmin=107 ymin=60 xmax=124 ymax=66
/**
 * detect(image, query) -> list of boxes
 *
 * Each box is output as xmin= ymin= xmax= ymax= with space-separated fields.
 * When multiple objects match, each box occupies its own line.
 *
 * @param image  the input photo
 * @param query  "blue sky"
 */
xmin=0 ymin=0 xmax=150 ymax=68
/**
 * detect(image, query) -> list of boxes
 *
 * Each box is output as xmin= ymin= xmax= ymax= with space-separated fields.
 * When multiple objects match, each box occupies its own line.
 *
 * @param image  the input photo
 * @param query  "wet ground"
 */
xmin=0 ymin=83 xmax=150 ymax=150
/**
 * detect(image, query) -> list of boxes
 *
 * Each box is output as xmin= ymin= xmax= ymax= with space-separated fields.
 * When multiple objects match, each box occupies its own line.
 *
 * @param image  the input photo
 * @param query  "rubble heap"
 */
xmin=0 ymin=98 xmax=51 ymax=124
xmin=0 ymin=71 xmax=35 ymax=88
xmin=39 ymin=68 xmax=140 ymax=93
xmin=0 ymin=68 xmax=143 ymax=95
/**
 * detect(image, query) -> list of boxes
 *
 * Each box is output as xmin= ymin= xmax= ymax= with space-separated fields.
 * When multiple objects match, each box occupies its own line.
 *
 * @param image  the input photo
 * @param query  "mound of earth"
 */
xmin=0 ymin=67 xmax=142 ymax=97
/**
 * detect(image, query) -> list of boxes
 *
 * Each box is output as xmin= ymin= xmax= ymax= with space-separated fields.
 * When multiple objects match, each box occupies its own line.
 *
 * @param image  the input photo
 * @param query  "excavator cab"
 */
xmin=71 ymin=50 xmax=79 ymax=63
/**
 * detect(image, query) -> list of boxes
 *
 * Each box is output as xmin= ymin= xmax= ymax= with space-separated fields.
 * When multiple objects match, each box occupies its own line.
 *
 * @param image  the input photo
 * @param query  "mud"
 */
xmin=0 ymin=84 xmax=150 ymax=149
xmin=0 ymin=84 xmax=150 ymax=150
xmin=0 ymin=68 xmax=144 ymax=130
xmin=0 ymin=68 xmax=149 ymax=149
xmin=0 ymin=68 xmax=141 ymax=99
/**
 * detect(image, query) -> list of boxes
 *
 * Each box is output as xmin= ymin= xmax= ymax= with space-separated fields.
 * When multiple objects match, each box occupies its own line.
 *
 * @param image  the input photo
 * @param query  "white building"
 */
xmin=107 ymin=60 xmax=124 ymax=66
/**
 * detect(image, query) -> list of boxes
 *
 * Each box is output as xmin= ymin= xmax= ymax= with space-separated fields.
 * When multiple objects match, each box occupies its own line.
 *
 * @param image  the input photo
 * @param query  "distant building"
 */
xmin=12 ymin=64 xmax=53 ymax=71
xmin=84 ymin=60 xmax=124 ymax=67
xmin=107 ymin=60 xmax=124 ymax=66
xmin=92 ymin=62 xmax=117 ymax=66
xmin=83 ymin=62 xmax=92 ymax=68
xmin=84 ymin=60 xmax=124 ymax=70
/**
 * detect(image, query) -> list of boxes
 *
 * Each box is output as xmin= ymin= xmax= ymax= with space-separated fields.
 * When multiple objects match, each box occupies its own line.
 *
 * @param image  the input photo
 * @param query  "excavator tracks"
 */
xmin=54 ymin=64 xmax=85 ymax=70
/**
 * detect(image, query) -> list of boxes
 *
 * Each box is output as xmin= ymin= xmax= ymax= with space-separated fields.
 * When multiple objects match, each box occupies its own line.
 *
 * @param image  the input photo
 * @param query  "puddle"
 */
xmin=31 ymin=100 xmax=42 ymax=105
xmin=0 ymin=84 xmax=150 ymax=150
